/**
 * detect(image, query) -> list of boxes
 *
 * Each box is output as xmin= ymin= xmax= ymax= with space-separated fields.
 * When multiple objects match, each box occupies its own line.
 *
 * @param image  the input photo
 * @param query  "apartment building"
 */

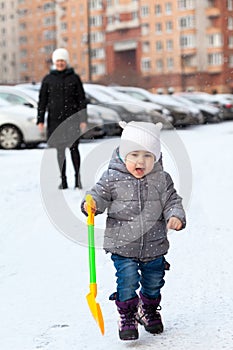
xmin=1 ymin=0 xmax=233 ymax=92
xmin=0 ymin=0 xmax=20 ymax=84
xmin=104 ymin=0 xmax=233 ymax=92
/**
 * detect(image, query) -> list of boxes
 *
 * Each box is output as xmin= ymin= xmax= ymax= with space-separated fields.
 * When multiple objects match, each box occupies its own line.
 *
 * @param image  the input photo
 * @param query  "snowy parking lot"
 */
xmin=1 ymin=122 xmax=233 ymax=350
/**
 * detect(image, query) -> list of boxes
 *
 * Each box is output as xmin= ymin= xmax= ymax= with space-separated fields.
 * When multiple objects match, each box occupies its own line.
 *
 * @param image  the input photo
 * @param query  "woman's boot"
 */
xmin=74 ymin=173 xmax=82 ymax=189
xmin=58 ymin=176 xmax=68 ymax=189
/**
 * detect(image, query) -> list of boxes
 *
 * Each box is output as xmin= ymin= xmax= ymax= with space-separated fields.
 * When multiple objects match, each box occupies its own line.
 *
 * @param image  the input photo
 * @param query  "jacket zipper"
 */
xmin=138 ymin=179 xmax=144 ymax=259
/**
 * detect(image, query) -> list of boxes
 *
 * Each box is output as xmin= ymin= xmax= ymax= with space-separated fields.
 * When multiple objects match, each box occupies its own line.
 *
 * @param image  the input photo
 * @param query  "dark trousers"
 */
xmin=57 ymin=139 xmax=80 ymax=177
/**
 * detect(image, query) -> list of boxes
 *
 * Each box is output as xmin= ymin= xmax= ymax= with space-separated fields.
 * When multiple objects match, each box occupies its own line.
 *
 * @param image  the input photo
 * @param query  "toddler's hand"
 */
xmin=167 ymin=217 xmax=183 ymax=231
xmin=84 ymin=200 xmax=96 ymax=215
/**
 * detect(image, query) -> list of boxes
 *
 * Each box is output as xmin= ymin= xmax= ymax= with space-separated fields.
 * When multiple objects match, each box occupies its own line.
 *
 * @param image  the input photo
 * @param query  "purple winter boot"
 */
xmin=136 ymin=292 xmax=164 ymax=334
xmin=116 ymin=297 xmax=139 ymax=341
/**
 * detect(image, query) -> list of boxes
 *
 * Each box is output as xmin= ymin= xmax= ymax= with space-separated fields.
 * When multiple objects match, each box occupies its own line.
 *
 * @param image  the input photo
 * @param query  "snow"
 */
xmin=1 ymin=122 xmax=233 ymax=349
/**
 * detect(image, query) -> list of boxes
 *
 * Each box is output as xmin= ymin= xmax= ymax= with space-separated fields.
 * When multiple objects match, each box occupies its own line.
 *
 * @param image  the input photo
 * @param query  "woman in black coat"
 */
xmin=37 ymin=48 xmax=87 ymax=189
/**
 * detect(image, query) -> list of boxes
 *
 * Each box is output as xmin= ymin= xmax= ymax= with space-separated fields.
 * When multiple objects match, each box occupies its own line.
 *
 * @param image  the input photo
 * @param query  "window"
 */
xmin=141 ymin=58 xmax=151 ymax=72
xmin=155 ymin=22 xmax=162 ymax=34
xmin=180 ymin=34 xmax=196 ymax=48
xmin=156 ymin=59 xmax=163 ymax=72
xmin=166 ymin=39 xmax=173 ymax=51
xmin=43 ymin=16 xmax=56 ymax=26
xmin=44 ymin=45 xmax=56 ymax=54
xmin=228 ymin=35 xmax=233 ymax=48
xmin=208 ymin=53 xmax=223 ymax=65
xmin=91 ymin=63 xmax=106 ymax=75
xmin=90 ymin=31 xmax=105 ymax=43
xmin=106 ymin=0 xmax=113 ymax=7
xmin=89 ymin=0 xmax=103 ymax=10
xmin=155 ymin=4 xmax=162 ymax=16
xmin=71 ymin=6 xmax=77 ymax=17
xmin=90 ymin=15 xmax=103 ymax=27
xmin=132 ymin=11 xmax=138 ymax=20
xmin=156 ymin=41 xmax=163 ymax=52
xmin=227 ymin=0 xmax=233 ymax=10
xmin=228 ymin=17 xmax=233 ymax=29
xmin=142 ymin=41 xmax=150 ymax=53
xmin=179 ymin=15 xmax=195 ymax=29
xmin=61 ymin=22 xmax=68 ymax=31
xmin=19 ymin=36 xmax=27 ymax=44
xmin=178 ymin=0 xmax=194 ymax=9
xmin=43 ymin=30 xmax=56 ymax=40
xmin=20 ymin=49 xmax=27 ymax=58
xmin=166 ymin=21 xmax=173 ymax=32
xmin=17 ymin=9 xmax=28 ymax=17
xmin=141 ymin=23 xmax=149 ymax=35
xmin=107 ymin=16 xmax=114 ymax=25
xmin=141 ymin=5 xmax=149 ymax=17
xmin=165 ymin=2 xmax=172 ymax=14
xmin=19 ymin=22 xmax=27 ymax=30
xmin=208 ymin=33 xmax=222 ymax=47
xmin=20 ymin=62 xmax=28 ymax=72
xmin=167 ymin=57 xmax=174 ymax=70
xmin=228 ymin=54 xmax=233 ymax=67
xmin=0 ymin=93 xmax=28 ymax=105
xmin=91 ymin=47 xmax=105 ymax=59
xmin=43 ymin=2 xmax=55 ymax=12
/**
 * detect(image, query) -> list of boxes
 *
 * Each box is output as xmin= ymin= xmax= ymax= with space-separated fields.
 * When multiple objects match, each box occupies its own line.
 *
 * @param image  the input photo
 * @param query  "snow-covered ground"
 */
xmin=1 ymin=122 xmax=233 ymax=350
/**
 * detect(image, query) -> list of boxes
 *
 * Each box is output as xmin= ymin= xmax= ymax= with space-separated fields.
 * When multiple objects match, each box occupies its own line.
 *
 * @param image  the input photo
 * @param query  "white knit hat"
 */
xmin=119 ymin=121 xmax=163 ymax=162
xmin=52 ymin=48 xmax=70 ymax=64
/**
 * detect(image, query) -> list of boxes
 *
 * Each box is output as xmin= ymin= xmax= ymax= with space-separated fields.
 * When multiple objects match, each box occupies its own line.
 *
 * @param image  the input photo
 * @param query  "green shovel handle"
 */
xmin=88 ymin=224 xmax=96 ymax=284
xmin=86 ymin=194 xmax=96 ymax=284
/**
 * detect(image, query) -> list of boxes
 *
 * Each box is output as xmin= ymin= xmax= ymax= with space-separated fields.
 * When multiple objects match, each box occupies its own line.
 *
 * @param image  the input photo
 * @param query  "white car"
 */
xmin=0 ymin=98 xmax=46 ymax=149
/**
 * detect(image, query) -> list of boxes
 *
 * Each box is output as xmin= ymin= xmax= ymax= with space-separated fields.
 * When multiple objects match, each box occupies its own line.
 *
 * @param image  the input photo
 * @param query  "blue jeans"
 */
xmin=111 ymin=254 xmax=166 ymax=302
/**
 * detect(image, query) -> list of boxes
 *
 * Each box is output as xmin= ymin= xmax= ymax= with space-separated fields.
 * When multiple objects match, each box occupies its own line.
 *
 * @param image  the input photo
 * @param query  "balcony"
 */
xmin=182 ymin=66 xmax=198 ymax=74
xmin=106 ymin=3 xmax=138 ymax=16
xmin=207 ymin=65 xmax=222 ymax=74
xmin=206 ymin=7 xmax=221 ymax=18
xmin=113 ymin=40 xmax=137 ymax=52
xmin=106 ymin=19 xmax=139 ymax=32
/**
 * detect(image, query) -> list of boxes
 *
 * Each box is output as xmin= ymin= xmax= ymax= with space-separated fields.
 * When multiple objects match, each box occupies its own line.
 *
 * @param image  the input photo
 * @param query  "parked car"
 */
xmin=113 ymin=86 xmax=204 ymax=126
xmin=84 ymin=83 xmax=158 ymax=137
xmin=172 ymin=94 xmax=223 ymax=123
xmin=84 ymin=83 xmax=153 ymax=121
xmin=0 ymin=97 xmax=46 ymax=149
xmin=178 ymin=92 xmax=233 ymax=120
xmin=92 ymin=84 xmax=174 ymax=128
xmin=85 ymin=84 xmax=173 ymax=129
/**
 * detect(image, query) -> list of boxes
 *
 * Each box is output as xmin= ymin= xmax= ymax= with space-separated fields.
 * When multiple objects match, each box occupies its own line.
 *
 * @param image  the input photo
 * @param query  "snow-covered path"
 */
xmin=1 ymin=122 xmax=233 ymax=349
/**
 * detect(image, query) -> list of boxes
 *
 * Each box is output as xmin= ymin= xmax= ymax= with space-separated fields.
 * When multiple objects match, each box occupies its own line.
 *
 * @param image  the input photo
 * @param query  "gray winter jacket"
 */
xmin=82 ymin=148 xmax=186 ymax=262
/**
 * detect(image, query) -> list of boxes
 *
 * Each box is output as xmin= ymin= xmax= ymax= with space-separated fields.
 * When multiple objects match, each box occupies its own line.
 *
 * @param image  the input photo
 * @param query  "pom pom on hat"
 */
xmin=119 ymin=121 xmax=162 ymax=162
xmin=52 ymin=48 xmax=70 ymax=64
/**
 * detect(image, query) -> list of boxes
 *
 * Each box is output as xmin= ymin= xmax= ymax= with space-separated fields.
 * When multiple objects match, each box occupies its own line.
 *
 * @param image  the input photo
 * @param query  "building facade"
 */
xmin=0 ymin=0 xmax=20 ymax=84
xmin=1 ymin=0 xmax=233 ymax=93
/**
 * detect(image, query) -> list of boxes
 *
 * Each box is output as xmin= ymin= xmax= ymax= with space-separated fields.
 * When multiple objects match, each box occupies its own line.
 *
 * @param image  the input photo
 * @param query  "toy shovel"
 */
xmin=85 ymin=194 xmax=105 ymax=335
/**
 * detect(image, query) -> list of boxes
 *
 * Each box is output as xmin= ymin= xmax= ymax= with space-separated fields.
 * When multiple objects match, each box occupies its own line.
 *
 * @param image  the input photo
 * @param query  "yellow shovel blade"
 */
xmin=86 ymin=283 xmax=105 ymax=335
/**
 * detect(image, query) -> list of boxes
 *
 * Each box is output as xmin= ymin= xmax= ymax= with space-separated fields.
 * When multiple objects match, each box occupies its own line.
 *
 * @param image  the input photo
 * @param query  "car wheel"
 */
xmin=0 ymin=124 xmax=22 ymax=149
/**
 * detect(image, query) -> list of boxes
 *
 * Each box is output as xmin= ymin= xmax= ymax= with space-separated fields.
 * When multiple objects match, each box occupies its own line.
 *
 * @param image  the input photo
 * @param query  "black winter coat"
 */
xmin=37 ymin=68 xmax=87 ymax=146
